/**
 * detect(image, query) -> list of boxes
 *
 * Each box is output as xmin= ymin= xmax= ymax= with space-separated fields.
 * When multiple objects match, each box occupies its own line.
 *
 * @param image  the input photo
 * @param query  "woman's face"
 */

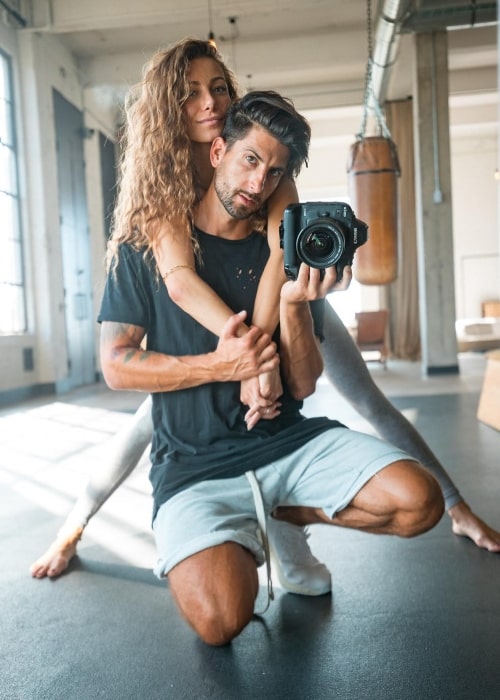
xmin=183 ymin=57 xmax=231 ymax=144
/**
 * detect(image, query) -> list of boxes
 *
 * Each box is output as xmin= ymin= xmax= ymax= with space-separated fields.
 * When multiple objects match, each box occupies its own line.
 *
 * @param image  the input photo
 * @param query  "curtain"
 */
xmin=386 ymin=98 xmax=421 ymax=360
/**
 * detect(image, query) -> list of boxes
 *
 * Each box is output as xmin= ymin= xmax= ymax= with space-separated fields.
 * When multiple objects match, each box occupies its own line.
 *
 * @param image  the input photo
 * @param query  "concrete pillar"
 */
xmin=413 ymin=30 xmax=459 ymax=375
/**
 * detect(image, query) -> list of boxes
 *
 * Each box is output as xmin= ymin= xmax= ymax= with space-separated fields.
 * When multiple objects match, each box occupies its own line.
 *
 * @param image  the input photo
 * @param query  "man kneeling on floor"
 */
xmin=98 ymin=90 xmax=444 ymax=646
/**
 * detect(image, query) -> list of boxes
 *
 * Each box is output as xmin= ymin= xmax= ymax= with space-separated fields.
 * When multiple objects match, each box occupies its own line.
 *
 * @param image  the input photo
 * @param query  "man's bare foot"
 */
xmin=449 ymin=502 xmax=500 ymax=553
xmin=30 ymin=527 xmax=84 ymax=579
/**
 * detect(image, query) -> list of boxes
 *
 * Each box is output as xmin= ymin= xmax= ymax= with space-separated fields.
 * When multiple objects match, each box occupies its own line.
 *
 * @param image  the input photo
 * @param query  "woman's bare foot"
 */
xmin=30 ymin=527 xmax=84 ymax=579
xmin=449 ymin=502 xmax=500 ymax=553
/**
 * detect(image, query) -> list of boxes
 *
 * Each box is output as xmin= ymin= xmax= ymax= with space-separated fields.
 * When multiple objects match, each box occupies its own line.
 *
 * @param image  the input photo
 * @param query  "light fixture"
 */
xmin=223 ymin=16 xmax=239 ymax=74
xmin=207 ymin=0 xmax=217 ymax=48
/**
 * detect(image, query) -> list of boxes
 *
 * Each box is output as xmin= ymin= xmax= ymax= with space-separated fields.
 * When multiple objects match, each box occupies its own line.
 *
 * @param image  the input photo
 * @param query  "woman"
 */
xmin=108 ymin=38 xmax=293 ymax=418
xmin=30 ymin=38 xmax=500 ymax=583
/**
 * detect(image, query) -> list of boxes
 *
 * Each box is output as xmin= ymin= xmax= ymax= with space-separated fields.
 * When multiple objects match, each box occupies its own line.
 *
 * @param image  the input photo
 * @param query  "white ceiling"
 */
xmin=26 ymin=0 xmax=498 ymax=112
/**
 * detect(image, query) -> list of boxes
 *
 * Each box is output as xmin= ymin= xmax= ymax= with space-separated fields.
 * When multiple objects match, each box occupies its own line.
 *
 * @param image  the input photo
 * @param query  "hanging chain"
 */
xmin=358 ymin=0 xmax=373 ymax=139
xmin=365 ymin=0 xmax=374 ymax=95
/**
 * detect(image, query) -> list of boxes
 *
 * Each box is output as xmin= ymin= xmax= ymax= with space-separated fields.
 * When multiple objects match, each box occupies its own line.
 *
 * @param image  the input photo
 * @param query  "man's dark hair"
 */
xmin=221 ymin=90 xmax=310 ymax=179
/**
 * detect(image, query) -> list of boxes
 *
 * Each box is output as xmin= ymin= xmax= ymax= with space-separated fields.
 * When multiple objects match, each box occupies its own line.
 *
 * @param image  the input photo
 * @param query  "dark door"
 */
xmin=53 ymin=89 xmax=95 ymax=391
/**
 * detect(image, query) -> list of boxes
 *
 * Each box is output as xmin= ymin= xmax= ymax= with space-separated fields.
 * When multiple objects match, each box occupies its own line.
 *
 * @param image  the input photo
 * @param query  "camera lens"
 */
xmin=306 ymin=231 xmax=334 ymax=255
xmin=297 ymin=221 xmax=345 ymax=269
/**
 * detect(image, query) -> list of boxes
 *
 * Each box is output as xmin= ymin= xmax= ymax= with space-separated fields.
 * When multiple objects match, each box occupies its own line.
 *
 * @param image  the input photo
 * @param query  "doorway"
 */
xmin=53 ymin=89 xmax=95 ymax=392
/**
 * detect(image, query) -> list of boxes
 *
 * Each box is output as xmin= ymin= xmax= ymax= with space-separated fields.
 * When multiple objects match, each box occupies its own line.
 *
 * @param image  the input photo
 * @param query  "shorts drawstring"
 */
xmin=245 ymin=470 xmax=274 ymax=614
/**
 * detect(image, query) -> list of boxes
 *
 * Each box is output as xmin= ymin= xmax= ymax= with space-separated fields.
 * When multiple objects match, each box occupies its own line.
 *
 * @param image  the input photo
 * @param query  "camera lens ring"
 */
xmin=296 ymin=220 xmax=345 ymax=269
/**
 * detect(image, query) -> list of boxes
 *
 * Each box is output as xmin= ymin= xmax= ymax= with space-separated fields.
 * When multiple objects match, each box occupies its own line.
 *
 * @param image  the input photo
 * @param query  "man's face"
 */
xmin=211 ymin=125 xmax=289 ymax=220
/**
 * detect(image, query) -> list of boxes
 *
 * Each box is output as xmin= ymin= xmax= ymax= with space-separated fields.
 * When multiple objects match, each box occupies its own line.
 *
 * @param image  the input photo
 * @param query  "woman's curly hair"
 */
xmin=107 ymin=37 xmax=238 ymax=270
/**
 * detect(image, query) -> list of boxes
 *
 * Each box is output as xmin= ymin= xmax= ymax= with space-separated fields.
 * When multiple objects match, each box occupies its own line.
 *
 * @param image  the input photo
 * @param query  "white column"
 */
xmin=413 ymin=30 xmax=459 ymax=375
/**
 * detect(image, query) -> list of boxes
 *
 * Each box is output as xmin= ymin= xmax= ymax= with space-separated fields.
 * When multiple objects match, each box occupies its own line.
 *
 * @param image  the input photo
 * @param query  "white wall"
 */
xmin=1 ymin=25 xmax=115 ymax=395
xmin=450 ymin=95 xmax=499 ymax=318
xmin=18 ymin=31 xmax=82 ymax=390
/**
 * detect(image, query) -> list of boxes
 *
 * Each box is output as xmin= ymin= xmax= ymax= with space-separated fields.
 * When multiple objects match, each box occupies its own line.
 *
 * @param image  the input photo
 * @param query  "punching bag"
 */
xmin=347 ymin=136 xmax=400 ymax=285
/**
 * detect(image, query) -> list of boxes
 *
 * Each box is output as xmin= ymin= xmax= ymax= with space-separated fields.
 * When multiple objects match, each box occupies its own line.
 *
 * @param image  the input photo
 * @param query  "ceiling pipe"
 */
xmin=357 ymin=0 xmax=406 ymax=136
xmin=368 ymin=0 xmax=407 ymax=109
xmin=0 ymin=0 xmax=27 ymax=26
xmin=402 ymin=1 xmax=497 ymax=31
xmin=369 ymin=1 xmax=498 ymax=109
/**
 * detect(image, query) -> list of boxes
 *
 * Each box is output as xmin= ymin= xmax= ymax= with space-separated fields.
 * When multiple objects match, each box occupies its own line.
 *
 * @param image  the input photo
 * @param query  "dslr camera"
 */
xmin=279 ymin=202 xmax=368 ymax=281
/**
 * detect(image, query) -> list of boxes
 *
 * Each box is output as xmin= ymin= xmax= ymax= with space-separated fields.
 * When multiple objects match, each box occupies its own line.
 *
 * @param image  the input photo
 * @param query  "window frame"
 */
xmin=0 ymin=46 xmax=26 ymax=335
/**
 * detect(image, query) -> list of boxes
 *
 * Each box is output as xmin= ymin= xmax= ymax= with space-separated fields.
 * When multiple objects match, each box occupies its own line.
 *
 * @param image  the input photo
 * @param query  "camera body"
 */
xmin=279 ymin=202 xmax=368 ymax=281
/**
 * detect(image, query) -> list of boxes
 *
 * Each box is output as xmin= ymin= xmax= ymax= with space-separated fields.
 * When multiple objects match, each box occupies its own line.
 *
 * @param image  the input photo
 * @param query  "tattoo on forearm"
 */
xmin=123 ymin=348 xmax=153 ymax=364
xmin=123 ymin=349 xmax=138 ymax=364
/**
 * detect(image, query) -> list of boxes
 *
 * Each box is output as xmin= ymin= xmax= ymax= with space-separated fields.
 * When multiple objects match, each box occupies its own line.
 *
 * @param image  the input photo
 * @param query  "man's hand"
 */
xmin=334 ymin=264 xmax=352 ymax=292
xmin=279 ymin=264 xmax=338 ymax=401
xmin=214 ymin=311 xmax=279 ymax=382
xmin=281 ymin=263 xmax=351 ymax=304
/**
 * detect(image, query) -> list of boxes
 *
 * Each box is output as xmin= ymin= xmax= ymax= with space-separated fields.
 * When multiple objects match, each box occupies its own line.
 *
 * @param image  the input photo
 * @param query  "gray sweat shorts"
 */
xmin=152 ymin=427 xmax=416 ymax=578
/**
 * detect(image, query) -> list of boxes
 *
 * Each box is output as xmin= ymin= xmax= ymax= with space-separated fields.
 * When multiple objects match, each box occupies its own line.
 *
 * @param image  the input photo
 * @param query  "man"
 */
xmin=99 ymin=91 xmax=444 ymax=646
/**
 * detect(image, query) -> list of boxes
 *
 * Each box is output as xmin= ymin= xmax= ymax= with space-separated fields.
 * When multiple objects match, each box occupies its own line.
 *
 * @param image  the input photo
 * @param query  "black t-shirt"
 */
xmin=98 ymin=228 xmax=341 ymax=517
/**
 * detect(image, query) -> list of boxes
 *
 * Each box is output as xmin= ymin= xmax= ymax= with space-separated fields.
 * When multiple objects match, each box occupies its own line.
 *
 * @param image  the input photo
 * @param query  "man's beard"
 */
xmin=214 ymin=176 xmax=260 ymax=220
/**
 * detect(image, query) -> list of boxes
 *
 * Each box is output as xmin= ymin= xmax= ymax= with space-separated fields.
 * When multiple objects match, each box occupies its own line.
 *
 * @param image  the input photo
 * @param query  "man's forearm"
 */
xmin=102 ymin=346 xmax=235 ymax=393
xmin=279 ymin=300 xmax=323 ymax=399
xmin=99 ymin=317 xmax=279 ymax=393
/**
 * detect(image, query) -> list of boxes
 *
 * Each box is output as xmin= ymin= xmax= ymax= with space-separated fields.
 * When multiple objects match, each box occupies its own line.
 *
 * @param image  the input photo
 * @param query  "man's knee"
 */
xmin=167 ymin=543 xmax=259 ymax=646
xmin=186 ymin=596 xmax=255 ymax=646
xmin=395 ymin=462 xmax=444 ymax=537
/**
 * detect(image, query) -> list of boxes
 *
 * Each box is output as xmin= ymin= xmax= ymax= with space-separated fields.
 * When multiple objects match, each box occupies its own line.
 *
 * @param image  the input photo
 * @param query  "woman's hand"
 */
xmin=240 ymin=369 xmax=283 ymax=430
xmin=259 ymin=367 xmax=283 ymax=402
xmin=244 ymin=397 xmax=282 ymax=431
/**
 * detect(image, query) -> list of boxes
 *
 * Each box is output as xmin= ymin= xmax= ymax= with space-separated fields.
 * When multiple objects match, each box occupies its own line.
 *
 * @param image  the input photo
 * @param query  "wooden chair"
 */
xmin=355 ymin=310 xmax=390 ymax=368
xmin=481 ymin=300 xmax=500 ymax=318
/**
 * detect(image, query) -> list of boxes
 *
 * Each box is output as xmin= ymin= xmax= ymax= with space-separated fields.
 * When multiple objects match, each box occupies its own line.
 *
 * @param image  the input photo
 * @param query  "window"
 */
xmin=327 ymin=277 xmax=362 ymax=328
xmin=0 ymin=49 xmax=25 ymax=333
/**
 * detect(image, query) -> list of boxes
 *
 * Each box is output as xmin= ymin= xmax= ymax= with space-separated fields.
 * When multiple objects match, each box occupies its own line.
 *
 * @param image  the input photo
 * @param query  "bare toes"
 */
xmin=47 ymin=554 xmax=71 ymax=578
xmin=30 ymin=562 xmax=48 ymax=578
xmin=452 ymin=521 xmax=500 ymax=553
xmin=30 ymin=539 xmax=79 ymax=579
